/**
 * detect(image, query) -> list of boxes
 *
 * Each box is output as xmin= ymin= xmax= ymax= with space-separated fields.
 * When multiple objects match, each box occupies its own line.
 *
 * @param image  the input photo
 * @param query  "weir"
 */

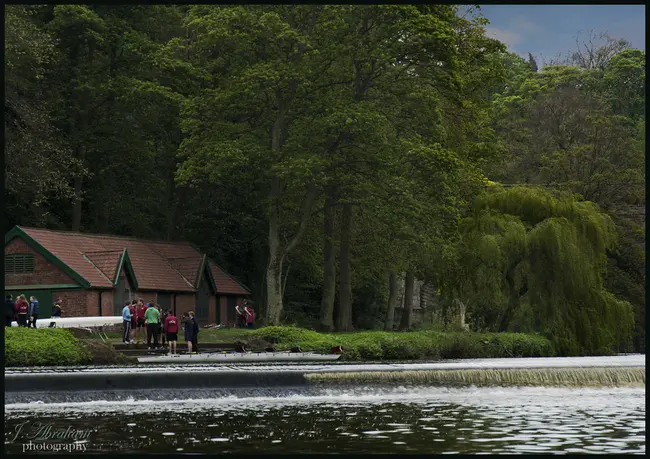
xmin=4 ymin=370 xmax=308 ymax=392
xmin=4 ymin=356 xmax=645 ymax=401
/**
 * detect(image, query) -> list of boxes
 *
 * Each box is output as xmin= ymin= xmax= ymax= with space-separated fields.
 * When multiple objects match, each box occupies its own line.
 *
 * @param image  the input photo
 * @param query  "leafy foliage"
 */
xmin=4 ymin=328 xmax=92 ymax=366
xmin=244 ymin=327 xmax=553 ymax=361
xmin=3 ymin=6 xmax=643 ymax=354
xmin=442 ymin=186 xmax=634 ymax=355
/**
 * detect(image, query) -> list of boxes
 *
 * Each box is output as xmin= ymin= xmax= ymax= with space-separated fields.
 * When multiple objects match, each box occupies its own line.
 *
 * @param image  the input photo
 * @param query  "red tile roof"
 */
xmin=16 ymin=227 xmax=250 ymax=295
xmin=167 ymin=257 xmax=202 ymax=286
xmin=210 ymin=262 xmax=250 ymax=295
xmin=84 ymin=250 xmax=123 ymax=283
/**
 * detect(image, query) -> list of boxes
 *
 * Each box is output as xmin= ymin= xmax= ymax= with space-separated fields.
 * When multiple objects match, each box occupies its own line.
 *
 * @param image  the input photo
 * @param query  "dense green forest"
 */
xmin=4 ymin=5 xmax=645 ymax=354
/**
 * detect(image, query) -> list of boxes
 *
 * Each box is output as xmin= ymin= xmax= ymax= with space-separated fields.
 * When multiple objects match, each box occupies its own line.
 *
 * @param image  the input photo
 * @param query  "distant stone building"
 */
xmin=4 ymin=226 xmax=250 ymax=324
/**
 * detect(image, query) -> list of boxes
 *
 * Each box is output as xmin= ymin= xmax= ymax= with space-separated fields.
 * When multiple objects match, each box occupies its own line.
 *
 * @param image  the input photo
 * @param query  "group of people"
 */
xmin=235 ymin=299 xmax=255 ymax=328
xmin=4 ymin=294 xmax=62 ymax=328
xmin=121 ymin=299 xmax=200 ymax=355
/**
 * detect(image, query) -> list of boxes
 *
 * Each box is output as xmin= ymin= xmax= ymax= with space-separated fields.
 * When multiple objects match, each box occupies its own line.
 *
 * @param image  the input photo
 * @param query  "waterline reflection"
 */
xmin=4 ymin=386 xmax=644 ymax=454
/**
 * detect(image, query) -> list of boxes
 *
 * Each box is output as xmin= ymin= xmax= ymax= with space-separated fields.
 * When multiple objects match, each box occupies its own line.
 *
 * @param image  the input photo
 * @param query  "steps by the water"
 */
xmin=113 ymin=342 xmax=235 ymax=351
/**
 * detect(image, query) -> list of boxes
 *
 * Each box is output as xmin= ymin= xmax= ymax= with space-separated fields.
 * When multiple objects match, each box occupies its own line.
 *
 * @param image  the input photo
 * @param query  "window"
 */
xmin=5 ymin=254 xmax=35 ymax=274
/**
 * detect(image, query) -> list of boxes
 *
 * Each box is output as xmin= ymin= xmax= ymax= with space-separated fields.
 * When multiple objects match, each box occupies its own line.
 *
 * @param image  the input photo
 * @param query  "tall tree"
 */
xmin=4 ymin=6 xmax=80 ymax=231
xmin=527 ymin=52 xmax=538 ymax=72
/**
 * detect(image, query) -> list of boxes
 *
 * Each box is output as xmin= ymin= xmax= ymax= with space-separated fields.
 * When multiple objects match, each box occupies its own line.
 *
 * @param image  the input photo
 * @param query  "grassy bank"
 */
xmin=4 ymin=328 xmax=133 ymax=366
xmin=243 ymin=327 xmax=555 ymax=361
xmin=105 ymin=326 xmax=554 ymax=360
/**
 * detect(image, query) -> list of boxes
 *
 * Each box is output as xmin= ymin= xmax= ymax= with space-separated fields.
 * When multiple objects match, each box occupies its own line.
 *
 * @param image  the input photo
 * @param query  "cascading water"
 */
xmin=306 ymin=367 xmax=646 ymax=387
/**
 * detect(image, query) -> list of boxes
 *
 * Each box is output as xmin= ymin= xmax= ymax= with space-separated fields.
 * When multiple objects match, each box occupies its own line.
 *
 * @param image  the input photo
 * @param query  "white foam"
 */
xmin=4 ymin=386 xmax=644 ymax=415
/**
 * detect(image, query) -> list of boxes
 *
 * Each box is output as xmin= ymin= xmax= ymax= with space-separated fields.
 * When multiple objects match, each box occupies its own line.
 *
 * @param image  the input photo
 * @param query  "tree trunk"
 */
xmin=385 ymin=271 xmax=398 ymax=331
xmin=498 ymin=270 xmax=527 ymax=332
xmin=266 ymin=180 xmax=318 ymax=325
xmin=265 ymin=90 xmax=287 ymax=326
xmin=266 ymin=175 xmax=284 ymax=325
xmin=71 ymin=173 xmax=83 ymax=231
xmin=319 ymin=192 xmax=336 ymax=332
xmin=265 ymin=89 xmax=317 ymax=325
xmin=399 ymin=270 xmax=415 ymax=330
xmin=336 ymin=202 xmax=353 ymax=331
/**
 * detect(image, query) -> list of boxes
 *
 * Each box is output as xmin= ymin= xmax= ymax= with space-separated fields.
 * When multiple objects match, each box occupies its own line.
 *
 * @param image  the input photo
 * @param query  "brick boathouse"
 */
xmin=4 ymin=226 xmax=250 ymax=324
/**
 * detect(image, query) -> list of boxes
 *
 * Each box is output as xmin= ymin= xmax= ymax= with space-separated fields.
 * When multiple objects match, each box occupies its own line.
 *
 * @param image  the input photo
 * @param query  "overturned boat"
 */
xmin=10 ymin=316 xmax=123 ymax=329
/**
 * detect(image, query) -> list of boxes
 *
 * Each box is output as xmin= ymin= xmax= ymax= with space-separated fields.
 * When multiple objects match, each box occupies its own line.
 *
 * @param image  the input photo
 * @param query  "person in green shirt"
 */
xmin=145 ymin=304 xmax=161 ymax=350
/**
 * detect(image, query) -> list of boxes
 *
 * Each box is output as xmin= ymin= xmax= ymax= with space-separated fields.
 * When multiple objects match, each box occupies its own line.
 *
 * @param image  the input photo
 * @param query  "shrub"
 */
xmin=5 ymin=328 xmax=134 ymax=367
xmin=250 ymin=326 xmax=320 ymax=344
xmin=5 ymin=328 xmax=92 ymax=366
xmin=243 ymin=327 xmax=555 ymax=361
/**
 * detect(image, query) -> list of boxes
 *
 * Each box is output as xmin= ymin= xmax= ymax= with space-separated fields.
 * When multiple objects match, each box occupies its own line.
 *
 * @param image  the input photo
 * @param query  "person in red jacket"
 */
xmin=14 ymin=295 xmax=29 ymax=327
xmin=128 ymin=302 xmax=136 ymax=343
xmin=135 ymin=300 xmax=147 ymax=343
xmin=164 ymin=310 xmax=179 ymax=355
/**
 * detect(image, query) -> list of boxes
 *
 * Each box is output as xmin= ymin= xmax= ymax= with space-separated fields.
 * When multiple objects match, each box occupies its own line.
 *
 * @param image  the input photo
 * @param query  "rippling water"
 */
xmin=4 ymin=386 xmax=645 ymax=454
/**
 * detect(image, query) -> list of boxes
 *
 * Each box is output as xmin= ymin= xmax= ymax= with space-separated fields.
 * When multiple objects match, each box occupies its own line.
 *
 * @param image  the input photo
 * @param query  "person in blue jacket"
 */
xmin=121 ymin=301 xmax=133 ymax=344
xmin=28 ymin=296 xmax=39 ymax=329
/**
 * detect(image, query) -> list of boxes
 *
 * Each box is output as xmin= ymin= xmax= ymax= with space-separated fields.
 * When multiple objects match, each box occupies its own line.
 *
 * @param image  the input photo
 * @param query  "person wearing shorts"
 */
xmin=164 ymin=311 xmax=179 ymax=355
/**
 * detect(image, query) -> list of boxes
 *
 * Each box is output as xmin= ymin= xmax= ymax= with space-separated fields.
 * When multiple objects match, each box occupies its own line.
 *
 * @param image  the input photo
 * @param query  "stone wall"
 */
xmin=57 ymin=290 xmax=93 ymax=317
xmin=100 ymin=291 xmax=114 ymax=316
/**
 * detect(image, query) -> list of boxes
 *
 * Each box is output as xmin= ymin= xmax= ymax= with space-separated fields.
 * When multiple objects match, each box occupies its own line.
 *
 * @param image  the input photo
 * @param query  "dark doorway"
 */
xmin=114 ymin=274 xmax=130 ymax=315
xmin=195 ymin=271 xmax=212 ymax=323
xmin=158 ymin=293 xmax=171 ymax=313
xmin=227 ymin=296 xmax=237 ymax=325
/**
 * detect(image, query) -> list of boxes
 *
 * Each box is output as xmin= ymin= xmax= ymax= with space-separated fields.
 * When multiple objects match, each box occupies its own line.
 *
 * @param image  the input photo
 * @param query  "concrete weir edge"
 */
xmin=5 ymin=366 xmax=645 ymax=392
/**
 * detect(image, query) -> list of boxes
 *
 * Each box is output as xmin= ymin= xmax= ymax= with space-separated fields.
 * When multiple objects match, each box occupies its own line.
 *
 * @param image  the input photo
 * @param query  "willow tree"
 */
xmin=444 ymin=186 xmax=634 ymax=355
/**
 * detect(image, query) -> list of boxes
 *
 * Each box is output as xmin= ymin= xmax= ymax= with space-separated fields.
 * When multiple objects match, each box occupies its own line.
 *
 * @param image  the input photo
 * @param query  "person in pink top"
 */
xmin=244 ymin=305 xmax=255 ymax=329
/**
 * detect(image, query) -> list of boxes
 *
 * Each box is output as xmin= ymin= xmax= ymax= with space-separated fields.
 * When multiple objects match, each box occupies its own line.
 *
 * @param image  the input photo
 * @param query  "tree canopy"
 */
xmin=4 ymin=6 xmax=644 ymax=353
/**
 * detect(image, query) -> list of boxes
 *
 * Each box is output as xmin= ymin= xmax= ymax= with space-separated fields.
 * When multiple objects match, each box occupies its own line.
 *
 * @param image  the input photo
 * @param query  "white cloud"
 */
xmin=484 ymin=27 xmax=522 ymax=49
xmin=512 ymin=16 xmax=541 ymax=34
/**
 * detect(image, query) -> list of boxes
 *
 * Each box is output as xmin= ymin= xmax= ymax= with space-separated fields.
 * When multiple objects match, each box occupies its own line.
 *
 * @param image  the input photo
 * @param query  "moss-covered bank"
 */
xmin=243 ymin=327 xmax=555 ymax=361
xmin=4 ymin=328 xmax=134 ymax=366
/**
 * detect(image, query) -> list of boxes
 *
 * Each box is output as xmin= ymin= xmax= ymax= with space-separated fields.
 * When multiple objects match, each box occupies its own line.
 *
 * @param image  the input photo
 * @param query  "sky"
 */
xmin=476 ymin=4 xmax=645 ymax=65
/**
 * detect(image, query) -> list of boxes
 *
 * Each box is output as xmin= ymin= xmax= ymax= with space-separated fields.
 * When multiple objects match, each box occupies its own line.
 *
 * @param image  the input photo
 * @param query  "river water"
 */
xmin=4 ymin=386 xmax=645 ymax=454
